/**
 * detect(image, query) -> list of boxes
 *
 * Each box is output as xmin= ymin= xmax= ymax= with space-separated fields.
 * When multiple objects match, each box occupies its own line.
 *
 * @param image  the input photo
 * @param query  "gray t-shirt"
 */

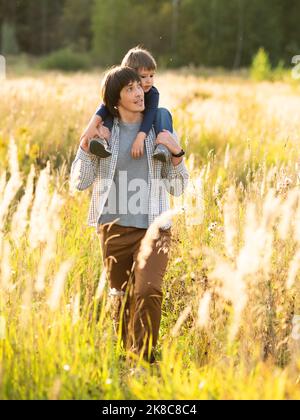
xmin=98 ymin=120 xmax=149 ymax=229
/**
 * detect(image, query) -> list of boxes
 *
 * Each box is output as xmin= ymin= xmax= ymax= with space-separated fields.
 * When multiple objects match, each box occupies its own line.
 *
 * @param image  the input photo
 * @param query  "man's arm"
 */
xmin=160 ymin=131 xmax=189 ymax=197
xmin=81 ymin=114 xmax=102 ymax=141
xmin=70 ymin=136 xmax=99 ymax=191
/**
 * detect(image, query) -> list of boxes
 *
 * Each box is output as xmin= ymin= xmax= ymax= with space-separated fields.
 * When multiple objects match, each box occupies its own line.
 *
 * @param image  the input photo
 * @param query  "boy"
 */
xmin=84 ymin=46 xmax=173 ymax=162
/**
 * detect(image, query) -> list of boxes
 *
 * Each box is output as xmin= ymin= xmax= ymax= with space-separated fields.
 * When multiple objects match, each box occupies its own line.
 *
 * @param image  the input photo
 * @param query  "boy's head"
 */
xmin=121 ymin=46 xmax=156 ymax=93
xmin=101 ymin=66 xmax=144 ymax=118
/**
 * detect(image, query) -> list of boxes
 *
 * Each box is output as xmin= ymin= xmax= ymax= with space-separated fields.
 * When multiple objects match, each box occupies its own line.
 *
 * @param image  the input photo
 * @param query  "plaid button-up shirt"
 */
xmin=70 ymin=119 xmax=189 ymax=231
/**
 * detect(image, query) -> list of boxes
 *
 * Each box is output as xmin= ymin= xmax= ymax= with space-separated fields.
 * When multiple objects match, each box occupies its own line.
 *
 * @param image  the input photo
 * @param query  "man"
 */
xmin=70 ymin=66 xmax=189 ymax=363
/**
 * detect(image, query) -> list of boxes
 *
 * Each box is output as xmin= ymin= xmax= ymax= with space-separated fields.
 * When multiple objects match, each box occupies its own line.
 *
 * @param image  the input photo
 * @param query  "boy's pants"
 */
xmin=97 ymin=222 xmax=172 ymax=361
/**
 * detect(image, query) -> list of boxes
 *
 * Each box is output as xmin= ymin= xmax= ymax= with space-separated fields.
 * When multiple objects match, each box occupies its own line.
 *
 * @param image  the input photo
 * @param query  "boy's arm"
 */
xmin=95 ymin=103 xmax=110 ymax=120
xmin=81 ymin=114 xmax=102 ymax=140
xmin=139 ymin=86 xmax=159 ymax=136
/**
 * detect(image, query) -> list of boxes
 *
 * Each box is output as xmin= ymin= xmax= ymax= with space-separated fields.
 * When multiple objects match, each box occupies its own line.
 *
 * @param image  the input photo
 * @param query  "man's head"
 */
xmin=102 ymin=66 xmax=144 ymax=118
xmin=121 ymin=46 xmax=156 ymax=93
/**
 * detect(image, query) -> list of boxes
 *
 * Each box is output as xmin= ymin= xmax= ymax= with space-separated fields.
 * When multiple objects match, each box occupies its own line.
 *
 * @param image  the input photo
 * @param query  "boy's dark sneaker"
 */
xmin=152 ymin=144 xmax=170 ymax=162
xmin=89 ymin=138 xmax=111 ymax=158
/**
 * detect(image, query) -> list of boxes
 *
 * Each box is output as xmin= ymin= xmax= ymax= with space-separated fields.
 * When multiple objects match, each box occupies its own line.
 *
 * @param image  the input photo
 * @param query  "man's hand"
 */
xmin=80 ymin=134 xmax=90 ymax=153
xmin=80 ymin=119 xmax=111 ymax=153
xmin=155 ymin=130 xmax=182 ymax=155
xmin=156 ymin=130 xmax=184 ymax=166
xmin=131 ymin=132 xmax=146 ymax=159
xmin=81 ymin=114 xmax=102 ymax=142
xmin=97 ymin=123 xmax=111 ymax=141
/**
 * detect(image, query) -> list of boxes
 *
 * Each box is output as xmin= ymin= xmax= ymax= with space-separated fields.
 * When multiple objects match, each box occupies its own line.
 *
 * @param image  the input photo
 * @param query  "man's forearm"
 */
xmin=171 ymin=143 xmax=184 ymax=166
xmin=171 ymin=156 xmax=183 ymax=166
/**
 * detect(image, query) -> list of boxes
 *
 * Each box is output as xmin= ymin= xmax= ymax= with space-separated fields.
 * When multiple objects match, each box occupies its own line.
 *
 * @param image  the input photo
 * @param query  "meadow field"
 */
xmin=1 ymin=67 xmax=300 ymax=399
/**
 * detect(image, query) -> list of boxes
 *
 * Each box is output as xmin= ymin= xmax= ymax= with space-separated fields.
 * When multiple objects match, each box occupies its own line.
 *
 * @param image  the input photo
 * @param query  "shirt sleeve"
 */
xmin=139 ymin=86 xmax=159 ymax=135
xmin=95 ymin=103 xmax=110 ymax=120
xmin=70 ymin=147 xmax=99 ymax=191
xmin=161 ymin=131 xmax=189 ymax=197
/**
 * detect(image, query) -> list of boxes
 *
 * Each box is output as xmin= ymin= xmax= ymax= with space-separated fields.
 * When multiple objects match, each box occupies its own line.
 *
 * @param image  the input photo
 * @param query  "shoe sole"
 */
xmin=89 ymin=140 xmax=112 ymax=158
xmin=153 ymin=153 xmax=167 ymax=162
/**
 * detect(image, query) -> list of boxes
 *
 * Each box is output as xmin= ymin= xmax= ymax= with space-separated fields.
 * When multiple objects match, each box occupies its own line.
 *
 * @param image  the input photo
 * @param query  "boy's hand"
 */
xmin=131 ymin=132 xmax=146 ymax=159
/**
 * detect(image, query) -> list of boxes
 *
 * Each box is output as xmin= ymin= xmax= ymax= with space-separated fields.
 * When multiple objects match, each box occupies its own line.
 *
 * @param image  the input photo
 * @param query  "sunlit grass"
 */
xmin=1 ymin=70 xmax=300 ymax=399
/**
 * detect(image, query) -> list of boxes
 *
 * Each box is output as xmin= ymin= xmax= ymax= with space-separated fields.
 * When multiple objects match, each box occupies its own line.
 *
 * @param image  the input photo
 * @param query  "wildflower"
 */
xmin=0 ymin=316 xmax=6 ymax=339
xmin=223 ymin=186 xmax=238 ymax=258
xmin=276 ymin=176 xmax=293 ymax=194
xmin=224 ymin=143 xmax=230 ymax=169
xmin=198 ymin=380 xmax=206 ymax=390
xmin=72 ymin=292 xmax=80 ymax=325
xmin=11 ymin=164 xmax=35 ymax=244
xmin=137 ymin=208 xmax=181 ymax=270
xmin=95 ymin=269 xmax=107 ymax=300
xmin=213 ymin=177 xmax=221 ymax=197
xmin=286 ymin=249 xmax=300 ymax=289
xmin=28 ymin=162 xmax=51 ymax=249
xmin=0 ymin=239 xmax=12 ymax=291
xmin=47 ymin=259 xmax=74 ymax=311
xmin=196 ymin=292 xmax=211 ymax=329
xmin=0 ymin=137 xmax=22 ymax=230
xmin=208 ymin=222 xmax=217 ymax=232
xmin=171 ymin=305 xmax=191 ymax=337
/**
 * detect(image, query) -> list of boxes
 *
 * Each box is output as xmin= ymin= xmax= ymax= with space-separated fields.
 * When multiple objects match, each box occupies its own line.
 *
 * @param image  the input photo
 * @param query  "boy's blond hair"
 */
xmin=121 ymin=46 xmax=157 ymax=71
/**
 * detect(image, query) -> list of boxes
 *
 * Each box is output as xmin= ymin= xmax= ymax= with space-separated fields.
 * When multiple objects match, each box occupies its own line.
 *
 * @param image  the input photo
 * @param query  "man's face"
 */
xmin=137 ymin=67 xmax=155 ymax=93
xmin=118 ymin=80 xmax=145 ymax=113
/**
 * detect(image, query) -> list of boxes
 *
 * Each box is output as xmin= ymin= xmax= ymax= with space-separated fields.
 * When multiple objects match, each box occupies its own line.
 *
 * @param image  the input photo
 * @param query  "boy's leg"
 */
xmin=153 ymin=108 xmax=173 ymax=162
xmin=89 ymin=138 xmax=112 ymax=157
xmin=154 ymin=107 xmax=173 ymax=135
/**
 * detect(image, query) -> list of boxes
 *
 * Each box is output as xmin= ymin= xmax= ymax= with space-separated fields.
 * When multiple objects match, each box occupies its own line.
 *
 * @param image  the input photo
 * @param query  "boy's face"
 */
xmin=137 ymin=67 xmax=155 ymax=93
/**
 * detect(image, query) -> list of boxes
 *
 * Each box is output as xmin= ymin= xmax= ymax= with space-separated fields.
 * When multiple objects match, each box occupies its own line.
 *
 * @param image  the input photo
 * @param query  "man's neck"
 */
xmin=118 ymin=110 xmax=142 ymax=124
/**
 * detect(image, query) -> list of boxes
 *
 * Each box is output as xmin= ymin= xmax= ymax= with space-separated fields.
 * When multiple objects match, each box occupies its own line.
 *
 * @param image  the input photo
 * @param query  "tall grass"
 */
xmin=1 ymin=71 xmax=300 ymax=399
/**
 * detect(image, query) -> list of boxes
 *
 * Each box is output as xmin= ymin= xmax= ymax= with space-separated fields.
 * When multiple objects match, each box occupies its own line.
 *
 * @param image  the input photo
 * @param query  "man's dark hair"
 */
xmin=101 ymin=66 xmax=141 ymax=117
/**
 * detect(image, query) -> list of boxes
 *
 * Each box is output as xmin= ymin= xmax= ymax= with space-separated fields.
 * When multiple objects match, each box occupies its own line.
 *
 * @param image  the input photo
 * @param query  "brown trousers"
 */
xmin=98 ymin=222 xmax=172 ymax=361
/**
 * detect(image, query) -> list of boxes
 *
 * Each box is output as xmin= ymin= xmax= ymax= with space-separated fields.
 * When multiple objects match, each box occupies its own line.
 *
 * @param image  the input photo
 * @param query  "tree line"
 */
xmin=0 ymin=0 xmax=299 ymax=68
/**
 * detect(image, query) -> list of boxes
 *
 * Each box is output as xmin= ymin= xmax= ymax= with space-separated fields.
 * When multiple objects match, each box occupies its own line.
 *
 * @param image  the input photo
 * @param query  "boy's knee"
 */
xmin=154 ymin=107 xmax=173 ymax=134
xmin=156 ymin=107 xmax=171 ymax=119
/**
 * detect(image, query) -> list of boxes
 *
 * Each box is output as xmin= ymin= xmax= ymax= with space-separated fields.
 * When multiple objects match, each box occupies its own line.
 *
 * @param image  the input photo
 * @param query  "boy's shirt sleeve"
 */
xmin=95 ymin=103 xmax=110 ymax=120
xmin=140 ymin=86 xmax=159 ymax=135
